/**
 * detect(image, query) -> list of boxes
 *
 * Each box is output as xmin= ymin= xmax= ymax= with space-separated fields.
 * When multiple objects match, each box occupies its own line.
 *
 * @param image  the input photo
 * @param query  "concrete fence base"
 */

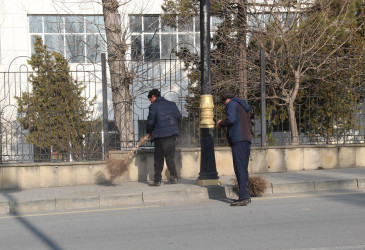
xmin=1 ymin=144 xmax=365 ymax=190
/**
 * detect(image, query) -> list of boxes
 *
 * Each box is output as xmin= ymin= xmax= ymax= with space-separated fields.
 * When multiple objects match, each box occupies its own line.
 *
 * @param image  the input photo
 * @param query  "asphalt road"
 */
xmin=1 ymin=191 xmax=365 ymax=250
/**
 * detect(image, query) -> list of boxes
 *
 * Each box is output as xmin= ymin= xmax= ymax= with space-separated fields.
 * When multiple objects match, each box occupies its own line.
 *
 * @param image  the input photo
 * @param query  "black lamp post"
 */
xmin=196 ymin=0 xmax=220 ymax=186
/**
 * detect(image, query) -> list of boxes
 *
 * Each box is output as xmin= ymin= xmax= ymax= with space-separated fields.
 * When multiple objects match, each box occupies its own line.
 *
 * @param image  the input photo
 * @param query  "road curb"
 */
xmin=1 ymin=179 xmax=365 ymax=215
xmin=268 ymin=179 xmax=365 ymax=194
xmin=0 ymin=202 xmax=10 ymax=214
xmin=358 ymin=178 xmax=365 ymax=189
xmin=55 ymin=196 xmax=100 ymax=210
xmin=10 ymin=199 xmax=56 ymax=214
xmin=100 ymin=193 xmax=143 ymax=207
xmin=143 ymin=190 xmax=189 ymax=204
xmin=271 ymin=182 xmax=315 ymax=194
xmin=314 ymin=179 xmax=358 ymax=191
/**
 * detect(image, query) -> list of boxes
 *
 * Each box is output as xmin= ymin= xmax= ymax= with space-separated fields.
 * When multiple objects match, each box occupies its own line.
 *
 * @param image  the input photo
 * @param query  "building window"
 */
xmin=130 ymin=15 xmax=212 ymax=61
xmin=247 ymin=12 xmax=297 ymax=31
xmin=29 ymin=15 xmax=106 ymax=63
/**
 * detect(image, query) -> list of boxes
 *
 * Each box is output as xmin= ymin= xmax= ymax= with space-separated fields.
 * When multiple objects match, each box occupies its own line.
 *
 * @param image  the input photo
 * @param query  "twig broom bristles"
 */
xmin=232 ymin=176 xmax=269 ymax=197
xmin=106 ymin=135 xmax=149 ymax=183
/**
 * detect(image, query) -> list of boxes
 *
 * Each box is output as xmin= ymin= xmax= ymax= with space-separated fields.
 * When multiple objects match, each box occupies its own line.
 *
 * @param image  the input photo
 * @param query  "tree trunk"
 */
xmin=288 ymin=71 xmax=300 ymax=145
xmin=237 ymin=0 xmax=248 ymax=100
xmin=102 ymin=0 xmax=134 ymax=149
xmin=238 ymin=42 xmax=247 ymax=100
xmin=288 ymin=99 xmax=299 ymax=145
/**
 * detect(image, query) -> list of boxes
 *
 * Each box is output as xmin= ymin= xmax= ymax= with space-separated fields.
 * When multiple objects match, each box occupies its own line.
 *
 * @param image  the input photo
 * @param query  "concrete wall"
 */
xmin=1 ymin=144 xmax=365 ymax=190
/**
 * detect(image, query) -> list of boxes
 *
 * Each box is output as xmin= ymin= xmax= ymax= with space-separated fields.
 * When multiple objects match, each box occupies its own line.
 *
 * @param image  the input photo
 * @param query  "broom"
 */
xmin=232 ymin=176 xmax=269 ymax=197
xmin=106 ymin=135 xmax=149 ymax=183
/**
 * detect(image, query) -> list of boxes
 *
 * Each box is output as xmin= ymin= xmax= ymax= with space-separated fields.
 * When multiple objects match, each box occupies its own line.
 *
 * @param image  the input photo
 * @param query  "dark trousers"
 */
xmin=153 ymin=136 xmax=177 ymax=182
xmin=231 ymin=141 xmax=251 ymax=200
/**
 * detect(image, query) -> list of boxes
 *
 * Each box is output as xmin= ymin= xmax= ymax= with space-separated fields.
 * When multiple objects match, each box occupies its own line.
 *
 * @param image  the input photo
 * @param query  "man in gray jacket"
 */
xmin=146 ymin=89 xmax=182 ymax=186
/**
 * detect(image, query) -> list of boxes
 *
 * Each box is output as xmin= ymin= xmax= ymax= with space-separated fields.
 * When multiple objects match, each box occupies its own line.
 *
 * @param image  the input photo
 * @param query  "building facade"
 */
xmin=0 ymin=0 xmax=211 ymax=162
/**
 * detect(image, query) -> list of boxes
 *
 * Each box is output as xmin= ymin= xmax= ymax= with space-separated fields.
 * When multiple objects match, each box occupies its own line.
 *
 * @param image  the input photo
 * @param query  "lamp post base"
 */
xmin=196 ymin=178 xmax=222 ymax=186
xmin=197 ymin=127 xmax=220 ymax=186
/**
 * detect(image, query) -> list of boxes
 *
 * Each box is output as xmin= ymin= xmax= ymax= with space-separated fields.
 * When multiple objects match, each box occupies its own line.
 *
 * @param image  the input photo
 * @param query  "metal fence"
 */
xmin=0 ymin=58 xmax=104 ymax=163
xmin=1 ymin=52 xmax=364 ymax=163
xmin=104 ymin=51 xmax=365 ymax=150
xmin=263 ymin=53 xmax=365 ymax=145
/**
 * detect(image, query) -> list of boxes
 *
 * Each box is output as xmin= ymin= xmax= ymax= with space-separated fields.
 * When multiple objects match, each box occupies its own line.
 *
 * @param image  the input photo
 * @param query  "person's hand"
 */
xmin=216 ymin=120 xmax=222 ymax=128
xmin=146 ymin=134 xmax=151 ymax=138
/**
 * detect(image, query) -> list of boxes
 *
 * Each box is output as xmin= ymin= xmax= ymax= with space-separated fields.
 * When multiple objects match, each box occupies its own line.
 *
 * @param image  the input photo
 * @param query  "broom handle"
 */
xmin=123 ymin=135 xmax=149 ymax=161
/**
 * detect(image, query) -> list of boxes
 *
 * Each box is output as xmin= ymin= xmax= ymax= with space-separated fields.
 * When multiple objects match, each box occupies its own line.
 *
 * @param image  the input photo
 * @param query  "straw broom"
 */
xmin=106 ymin=135 xmax=149 ymax=183
xmin=232 ymin=176 xmax=269 ymax=197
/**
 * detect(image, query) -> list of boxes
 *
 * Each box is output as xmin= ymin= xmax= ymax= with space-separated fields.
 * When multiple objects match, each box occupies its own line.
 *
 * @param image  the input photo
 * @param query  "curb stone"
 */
xmin=272 ymin=182 xmax=315 ymax=194
xmin=100 ymin=193 xmax=143 ymax=207
xmin=314 ymin=179 xmax=358 ymax=191
xmin=358 ymin=178 xmax=365 ymax=189
xmin=0 ymin=202 xmax=10 ymax=214
xmin=10 ymin=199 xmax=56 ymax=214
xmin=186 ymin=189 xmax=209 ymax=200
xmin=1 ymin=178 xmax=365 ymax=215
xmin=55 ymin=196 xmax=100 ymax=210
xmin=143 ymin=190 xmax=189 ymax=204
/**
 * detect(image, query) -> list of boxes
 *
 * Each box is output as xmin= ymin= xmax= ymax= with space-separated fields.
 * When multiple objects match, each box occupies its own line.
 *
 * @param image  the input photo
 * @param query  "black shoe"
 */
xmin=233 ymin=198 xmax=251 ymax=202
xmin=231 ymin=198 xmax=251 ymax=206
xmin=149 ymin=181 xmax=161 ymax=186
xmin=167 ymin=176 xmax=178 ymax=184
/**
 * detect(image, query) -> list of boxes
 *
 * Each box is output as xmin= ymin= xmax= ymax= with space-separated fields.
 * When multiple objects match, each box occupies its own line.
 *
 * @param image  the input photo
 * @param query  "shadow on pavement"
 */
xmin=206 ymin=186 xmax=234 ymax=204
xmin=1 ymin=192 xmax=63 ymax=250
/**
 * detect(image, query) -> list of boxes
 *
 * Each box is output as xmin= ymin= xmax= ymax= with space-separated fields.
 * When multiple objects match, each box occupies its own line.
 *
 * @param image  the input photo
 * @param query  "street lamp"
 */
xmin=196 ymin=0 xmax=221 ymax=186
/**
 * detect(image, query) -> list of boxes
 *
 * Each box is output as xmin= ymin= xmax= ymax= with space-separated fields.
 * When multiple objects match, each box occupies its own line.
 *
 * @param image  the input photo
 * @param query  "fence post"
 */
xmin=260 ymin=50 xmax=267 ymax=146
xmin=101 ymin=53 xmax=109 ymax=158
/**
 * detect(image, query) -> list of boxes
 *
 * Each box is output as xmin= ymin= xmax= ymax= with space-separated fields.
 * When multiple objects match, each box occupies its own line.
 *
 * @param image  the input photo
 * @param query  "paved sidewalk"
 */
xmin=1 ymin=167 xmax=365 ymax=214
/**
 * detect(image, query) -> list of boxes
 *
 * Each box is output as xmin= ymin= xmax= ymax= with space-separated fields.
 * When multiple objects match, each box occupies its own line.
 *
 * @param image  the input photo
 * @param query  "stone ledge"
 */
xmin=9 ymin=199 xmax=56 ymax=214
xmin=0 ymin=202 xmax=9 ymax=214
xmin=0 ymin=178 xmax=363 ymax=215
xmin=314 ymin=180 xmax=358 ymax=191
xmin=143 ymin=190 xmax=189 ymax=204
xmin=100 ymin=193 xmax=143 ymax=206
xmin=357 ymin=179 xmax=365 ymax=189
xmin=55 ymin=196 xmax=99 ymax=210
xmin=272 ymin=182 xmax=315 ymax=194
xmin=2 ymin=145 xmax=365 ymax=190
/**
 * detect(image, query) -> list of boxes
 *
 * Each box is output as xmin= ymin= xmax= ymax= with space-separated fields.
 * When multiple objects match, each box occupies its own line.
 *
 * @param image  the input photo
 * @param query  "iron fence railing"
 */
xmin=0 ymin=60 xmax=104 ymax=163
xmin=0 ymin=52 xmax=364 ymax=163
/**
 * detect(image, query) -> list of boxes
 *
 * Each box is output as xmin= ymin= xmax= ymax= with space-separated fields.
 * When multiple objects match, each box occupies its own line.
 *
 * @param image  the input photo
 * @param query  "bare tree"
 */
xmin=49 ymin=0 xmax=154 ymax=149
xmin=50 ymin=0 xmax=184 ymax=149
xmin=102 ymin=0 xmax=135 ymax=148
xmin=164 ymin=0 xmax=365 ymax=144
xmin=250 ymin=0 xmax=365 ymax=143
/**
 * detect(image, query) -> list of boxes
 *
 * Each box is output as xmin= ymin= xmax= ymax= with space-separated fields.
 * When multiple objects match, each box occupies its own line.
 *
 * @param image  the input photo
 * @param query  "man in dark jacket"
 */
xmin=146 ymin=89 xmax=182 ymax=186
xmin=217 ymin=92 xmax=252 ymax=206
